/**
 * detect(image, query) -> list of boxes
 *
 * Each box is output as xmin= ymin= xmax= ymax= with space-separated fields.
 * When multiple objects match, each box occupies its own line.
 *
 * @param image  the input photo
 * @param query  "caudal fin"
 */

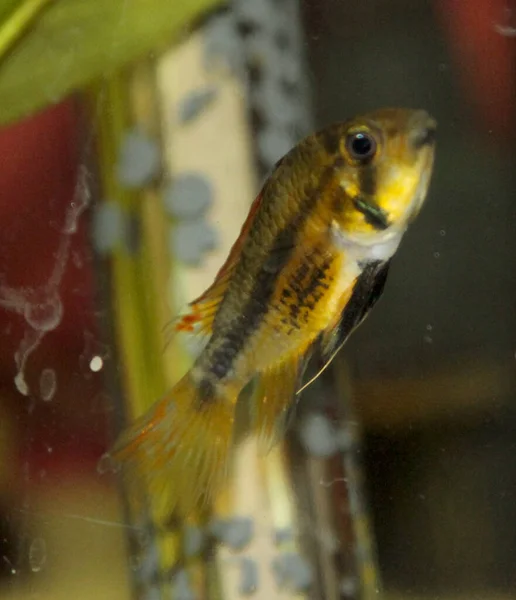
xmin=104 ymin=373 xmax=237 ymax=519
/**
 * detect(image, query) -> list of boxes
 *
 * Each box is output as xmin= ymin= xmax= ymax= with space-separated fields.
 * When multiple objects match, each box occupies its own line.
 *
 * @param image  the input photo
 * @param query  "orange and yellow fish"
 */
xmin=107 ymin=108 xmax=436 ymax=518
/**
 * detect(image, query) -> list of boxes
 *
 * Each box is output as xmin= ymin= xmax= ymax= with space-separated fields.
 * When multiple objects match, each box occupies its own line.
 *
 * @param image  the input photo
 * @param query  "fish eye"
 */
xmin=346 ymin=131 xmax=377 ymax=162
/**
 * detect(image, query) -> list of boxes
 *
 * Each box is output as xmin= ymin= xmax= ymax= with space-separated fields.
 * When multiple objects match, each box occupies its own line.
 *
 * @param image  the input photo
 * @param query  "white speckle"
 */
xmin=29 ymin=538 xmax=47 ymax=573
xmin=92 ymin=202 xmax=126 ymax=255
xmin=494 ymin=22 xmax=516 ymax=36
xmin=423 ymin=335 xmax=433 ymax=344
xmin=14 ymin=372 xmax=29 ymax=396
xmin=183 ymin=526 xmax=204 ymax=557
xmin=171 ymin=569 xmax=195 ymax=600
xmin=298 ymin=413 xmax=339 ymax=458
xmin=494 ymin=8 xmax=516 ymax=36
xmin=24 ymin=294 xmax=63 ymax=332
xmin=39 ymin=368 xmax=57 ymax=401
xmin=89 ymin=356 xmax=103 ymax=372
xmin=210 ymin=517 xmax=254 ymax=551
xmin=239 ymin=557 xmax=259 ymax=595
xmin=163 ymin=173 xmax=213 ymax=220
xmin=116 ymin=130 xmax=160 ymax=189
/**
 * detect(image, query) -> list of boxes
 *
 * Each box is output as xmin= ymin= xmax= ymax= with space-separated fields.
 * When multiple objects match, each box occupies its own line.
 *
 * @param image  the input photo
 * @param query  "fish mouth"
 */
xmin=409 ymin=111 xmax=437 ymax=149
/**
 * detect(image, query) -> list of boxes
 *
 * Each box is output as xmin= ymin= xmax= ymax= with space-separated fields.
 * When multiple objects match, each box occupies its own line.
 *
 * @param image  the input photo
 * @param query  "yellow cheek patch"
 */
xmin=376 ymin=167 xmax=420 ymax=223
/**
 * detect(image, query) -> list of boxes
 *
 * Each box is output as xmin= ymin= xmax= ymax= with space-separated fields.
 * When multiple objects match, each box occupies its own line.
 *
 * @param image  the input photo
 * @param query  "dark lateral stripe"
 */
xmin=206 ymin=165 xmax=336 ymax=383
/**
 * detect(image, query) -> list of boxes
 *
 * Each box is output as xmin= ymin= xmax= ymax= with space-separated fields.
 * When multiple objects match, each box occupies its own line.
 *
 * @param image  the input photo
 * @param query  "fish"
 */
xmin=105 ymin=107 xmax=437 ymax=519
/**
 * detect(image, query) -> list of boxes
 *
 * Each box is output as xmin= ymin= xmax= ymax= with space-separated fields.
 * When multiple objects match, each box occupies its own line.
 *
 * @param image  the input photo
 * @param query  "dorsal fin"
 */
xmin=191 ymin=187 xmax=265 ymax=306
xmin=191 ymin=154 xmax=286 ymax=306
xmin=165 ymin=186 xmax=268 ymax=351
xmin=168 ymin=156 xmax=288 ymax=351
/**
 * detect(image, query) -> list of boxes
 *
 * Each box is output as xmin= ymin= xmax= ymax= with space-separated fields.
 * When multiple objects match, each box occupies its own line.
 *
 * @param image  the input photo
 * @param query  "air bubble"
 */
xmin=433 ymin=252 xmax=440 ymax=259
xmin=298 ymin=413 xmax=339 ymax=458
xmin=439 ymin=229 xmax=446 ymax=236
xmin=29 ymin=538 xmax=47 ymax=572
xmin=39 ymin=368 xmax=57 ymax=401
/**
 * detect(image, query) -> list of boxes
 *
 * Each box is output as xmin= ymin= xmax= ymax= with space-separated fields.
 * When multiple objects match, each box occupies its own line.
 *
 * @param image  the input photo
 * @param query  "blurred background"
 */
xmin=0 ymin=1 xmax=515 ymax=599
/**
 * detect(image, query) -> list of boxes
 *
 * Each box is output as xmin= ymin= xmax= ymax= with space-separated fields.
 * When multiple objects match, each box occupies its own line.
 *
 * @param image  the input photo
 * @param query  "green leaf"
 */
xmin=0 ymin=0 xmax=22 ymax=24
xmin=0 ymin=0 xmax=223 ymax=126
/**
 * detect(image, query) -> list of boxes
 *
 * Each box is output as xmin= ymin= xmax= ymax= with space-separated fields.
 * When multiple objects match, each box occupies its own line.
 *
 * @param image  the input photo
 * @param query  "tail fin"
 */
xmin=104 ymin=373 xmax=238 ymax=519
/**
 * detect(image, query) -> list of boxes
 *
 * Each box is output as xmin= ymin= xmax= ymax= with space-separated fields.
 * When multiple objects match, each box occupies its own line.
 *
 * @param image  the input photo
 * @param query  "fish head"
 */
xmin=330 ymin=107 xmax=436 ymax=245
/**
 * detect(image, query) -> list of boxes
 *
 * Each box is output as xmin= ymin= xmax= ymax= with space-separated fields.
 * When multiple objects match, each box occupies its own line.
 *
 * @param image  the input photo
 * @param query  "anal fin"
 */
xmin=253 ymin=353 xmax=308 ymax=451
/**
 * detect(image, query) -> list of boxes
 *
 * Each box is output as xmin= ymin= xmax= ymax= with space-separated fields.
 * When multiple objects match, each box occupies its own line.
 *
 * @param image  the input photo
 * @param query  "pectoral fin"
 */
xmin=297 ymin=260 xmax=390 ymax=395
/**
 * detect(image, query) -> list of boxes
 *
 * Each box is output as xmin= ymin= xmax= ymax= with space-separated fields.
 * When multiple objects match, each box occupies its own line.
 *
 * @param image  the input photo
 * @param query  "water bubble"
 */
xmin=39 ymin=368 xmax=57 ymax=401
xmin=24 ymin=294 xmax=63 ymax=332
xmin=29 ymin=538 xmax=47 ymax=572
